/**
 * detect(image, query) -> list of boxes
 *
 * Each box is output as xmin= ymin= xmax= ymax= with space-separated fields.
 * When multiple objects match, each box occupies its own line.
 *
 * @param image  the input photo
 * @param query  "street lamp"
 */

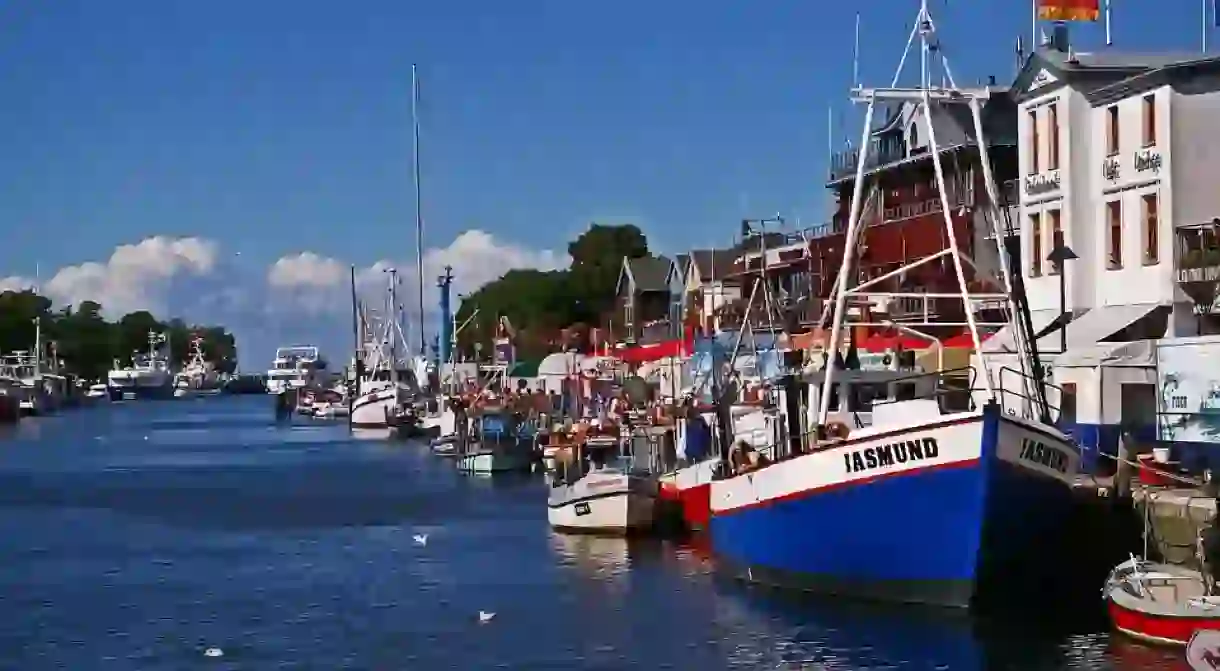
xmin=1046 ymin=243 xmax=1078 ymax=353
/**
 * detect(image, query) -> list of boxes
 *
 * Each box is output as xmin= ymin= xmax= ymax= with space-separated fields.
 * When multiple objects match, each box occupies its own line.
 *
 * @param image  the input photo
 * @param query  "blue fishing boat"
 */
xmin=707 ymin=0 xmax=1081 ymax=609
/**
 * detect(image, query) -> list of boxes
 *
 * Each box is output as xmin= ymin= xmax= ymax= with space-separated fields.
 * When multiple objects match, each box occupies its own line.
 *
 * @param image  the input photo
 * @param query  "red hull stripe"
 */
xmin=1108 ymin=599 xmax=1220 ymax=646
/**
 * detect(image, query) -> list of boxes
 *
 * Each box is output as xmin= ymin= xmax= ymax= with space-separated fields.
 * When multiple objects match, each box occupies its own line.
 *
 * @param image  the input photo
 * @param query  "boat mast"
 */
xmin=411 ymin=64 xmax=427 ymax=356
xmin=388 ymin=267 xmax=401 ymax=385
xmin=33 ymin=261 xmax=41 ymax=377
xmin=817 ymin=0 xmax=1007 ymax=424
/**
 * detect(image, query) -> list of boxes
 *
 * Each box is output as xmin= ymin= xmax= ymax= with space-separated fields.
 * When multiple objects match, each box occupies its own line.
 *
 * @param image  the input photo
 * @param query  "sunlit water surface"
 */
xmin=0 ymin=397 xmax=1190 ymax=669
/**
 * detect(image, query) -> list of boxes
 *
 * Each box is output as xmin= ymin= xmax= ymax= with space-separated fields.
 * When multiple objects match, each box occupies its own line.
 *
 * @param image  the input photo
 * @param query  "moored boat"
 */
xmin=1104 ymin=556 xmax=1220 ymax=646
xmin=548 ymin=436 xmax=658 ymax=535
xmin=453 ymin=408 xmax=533 ymax=473
xmin=707 ymin=0 xmax=1081 ymax=609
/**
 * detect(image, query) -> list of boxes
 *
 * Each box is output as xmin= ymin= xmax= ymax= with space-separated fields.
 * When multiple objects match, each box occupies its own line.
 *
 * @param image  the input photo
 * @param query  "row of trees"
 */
xmin=0 ymin=290 xmax=238 ymax=382
xmin=453 ymin=224 xmax=652 ymax=360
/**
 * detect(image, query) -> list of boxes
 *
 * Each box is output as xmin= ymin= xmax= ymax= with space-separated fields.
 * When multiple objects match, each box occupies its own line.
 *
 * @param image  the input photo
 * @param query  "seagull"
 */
xmin=478 ymin=611 xmax=495 ymax=624
xmin=204 ymin=647 xmax=224 ymax=658
xmin=413 ymin=534 xmax=428 ymax=546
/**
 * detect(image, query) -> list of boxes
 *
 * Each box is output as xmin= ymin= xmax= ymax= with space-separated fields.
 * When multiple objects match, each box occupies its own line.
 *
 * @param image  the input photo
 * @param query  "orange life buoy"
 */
xmin=824 ymin=421 xmax=850 ymax=441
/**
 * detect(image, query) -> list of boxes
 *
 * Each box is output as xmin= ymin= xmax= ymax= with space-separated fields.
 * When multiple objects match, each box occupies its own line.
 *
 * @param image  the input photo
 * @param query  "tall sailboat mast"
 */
xmin=411 ymin=63 xmax=427 ymax=355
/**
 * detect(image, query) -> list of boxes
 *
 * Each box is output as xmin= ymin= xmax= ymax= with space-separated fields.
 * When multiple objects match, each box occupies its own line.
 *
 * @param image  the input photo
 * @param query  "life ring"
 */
xmin=824 ymin=421 xmax=850 ymax=441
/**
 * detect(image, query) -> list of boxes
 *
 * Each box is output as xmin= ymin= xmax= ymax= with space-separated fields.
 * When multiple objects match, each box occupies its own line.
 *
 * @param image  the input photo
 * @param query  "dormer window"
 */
xmin=909 ymin=122 xmax=920 ymax=154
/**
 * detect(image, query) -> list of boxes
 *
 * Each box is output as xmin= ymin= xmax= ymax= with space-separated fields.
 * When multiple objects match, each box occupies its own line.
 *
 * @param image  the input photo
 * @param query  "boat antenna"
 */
xmin=817 ymin=0 xmax=1011 ymax=425
xmin=411 ymin=64 xmax=427 ymax=356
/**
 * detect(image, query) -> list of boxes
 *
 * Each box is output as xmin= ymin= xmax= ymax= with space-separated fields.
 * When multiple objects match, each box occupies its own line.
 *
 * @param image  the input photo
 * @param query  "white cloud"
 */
xmin=266 ymin=229 xmax=565 ymax=317
xmin=0 ymin=275 xmax=35 ymax=292
xmin=6 ymin=236 xmax=221 ymax=316
xmin=0 ymin=229 xmax=560 ymax=366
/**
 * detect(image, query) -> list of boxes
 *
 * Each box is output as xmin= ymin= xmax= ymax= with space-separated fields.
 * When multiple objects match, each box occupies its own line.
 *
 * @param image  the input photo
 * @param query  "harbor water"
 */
xmin=0 ymin=397 xmax=1188 ymax=669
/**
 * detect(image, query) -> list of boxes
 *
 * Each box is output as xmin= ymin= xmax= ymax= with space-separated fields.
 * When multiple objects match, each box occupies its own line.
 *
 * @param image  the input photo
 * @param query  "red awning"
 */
xmin=941 ymin=331 xmax=993 ymax=348
xmin=618 ymin=339 xmax=690 ymax=364
xmin=859 ymin=332 xmax=933 ymax=353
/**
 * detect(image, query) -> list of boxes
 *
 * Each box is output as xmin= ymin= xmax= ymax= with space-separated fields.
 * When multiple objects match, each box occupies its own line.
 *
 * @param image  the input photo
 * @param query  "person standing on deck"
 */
xmin=682 ymin=407 xmax=711 ymax=466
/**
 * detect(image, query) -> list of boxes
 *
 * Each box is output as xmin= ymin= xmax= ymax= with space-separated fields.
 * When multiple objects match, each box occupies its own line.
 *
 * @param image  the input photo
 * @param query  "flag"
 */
xmin=1037 ymin=0 xmax=1100 ymax=21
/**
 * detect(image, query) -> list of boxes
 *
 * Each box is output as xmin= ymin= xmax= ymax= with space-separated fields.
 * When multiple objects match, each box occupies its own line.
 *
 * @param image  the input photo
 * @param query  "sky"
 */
xmin=0 ymin=0 xmax=1208 ymax=367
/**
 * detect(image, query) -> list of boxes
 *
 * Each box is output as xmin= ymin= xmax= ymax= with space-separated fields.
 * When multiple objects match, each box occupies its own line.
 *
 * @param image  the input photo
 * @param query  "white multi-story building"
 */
xmin=1008 ymin=33 xmax=1220 ymax=345
xmin=984 ymin=30 xmax=1220 ymax=466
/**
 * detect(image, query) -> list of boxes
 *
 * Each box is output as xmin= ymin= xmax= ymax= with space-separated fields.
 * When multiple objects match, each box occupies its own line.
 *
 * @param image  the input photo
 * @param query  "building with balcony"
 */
xmin=817 ymin=82 xmax=1019 ymax=340
xmin=1005 ymin=32 xmax=1220 ymax=351
xmin=670 ymin=249 xmax=742 ymax=337
xmin=615 ymin=255 xmax=672 ymax=345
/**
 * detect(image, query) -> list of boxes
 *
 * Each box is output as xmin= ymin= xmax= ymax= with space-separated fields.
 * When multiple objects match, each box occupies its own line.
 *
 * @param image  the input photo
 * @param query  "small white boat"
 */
xmin=85 ymin=383 xmax=110 ymax=400
xmin=548 ymin=436 xmax=658 ymax=535
xmin=453 ymin=410 xmax=533 ymax=473
xmin=549 ymin=466 xmax=657 ymax=535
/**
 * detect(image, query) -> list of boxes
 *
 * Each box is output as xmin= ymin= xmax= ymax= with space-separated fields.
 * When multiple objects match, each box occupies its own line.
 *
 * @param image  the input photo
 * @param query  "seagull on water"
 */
xmin=413 ymin=534 xmax=428 ymax=546
xmin=204 ymin=647 xmax=223 ymax=658
xmin=478 ymin=611 xmax=496 ymax=624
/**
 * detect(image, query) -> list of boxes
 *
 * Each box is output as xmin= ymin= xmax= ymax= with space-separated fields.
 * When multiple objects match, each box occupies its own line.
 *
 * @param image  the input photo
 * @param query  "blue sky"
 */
xmin=0 ymin=0 xmax=1209 ymax=365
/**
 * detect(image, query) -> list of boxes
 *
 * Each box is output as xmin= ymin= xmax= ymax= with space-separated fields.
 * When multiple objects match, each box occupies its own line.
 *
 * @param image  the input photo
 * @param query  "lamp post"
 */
xmin=1046 ymin=243 xmax=1078 ymax=353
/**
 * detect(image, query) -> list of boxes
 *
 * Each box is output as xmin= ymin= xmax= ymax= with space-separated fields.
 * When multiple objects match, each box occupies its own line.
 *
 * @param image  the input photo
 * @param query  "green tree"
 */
xmin=0 ymin=290 xmax=241 ymax=380
xmin=453 ymin=223 xmax=649 ymax=360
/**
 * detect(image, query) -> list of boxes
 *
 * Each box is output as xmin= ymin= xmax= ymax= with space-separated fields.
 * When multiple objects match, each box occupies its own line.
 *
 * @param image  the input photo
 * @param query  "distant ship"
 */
xmin=106 ymin=331 xmax=174 ymax=401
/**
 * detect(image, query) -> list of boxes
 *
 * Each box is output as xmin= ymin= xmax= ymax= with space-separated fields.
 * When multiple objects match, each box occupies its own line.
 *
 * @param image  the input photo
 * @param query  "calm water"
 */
xmin=0 ymin=396 xmax=1190 ymax=670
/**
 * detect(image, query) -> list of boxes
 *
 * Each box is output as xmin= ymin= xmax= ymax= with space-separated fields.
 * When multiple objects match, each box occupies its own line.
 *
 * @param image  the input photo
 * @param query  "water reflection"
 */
xmin=549 ymin=532 xmax=633 ymax=579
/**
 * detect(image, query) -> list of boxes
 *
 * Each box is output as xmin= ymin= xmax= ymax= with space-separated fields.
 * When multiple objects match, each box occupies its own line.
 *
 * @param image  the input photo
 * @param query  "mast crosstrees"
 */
xmin=817 ymin=0 xmax=1025 ymax=422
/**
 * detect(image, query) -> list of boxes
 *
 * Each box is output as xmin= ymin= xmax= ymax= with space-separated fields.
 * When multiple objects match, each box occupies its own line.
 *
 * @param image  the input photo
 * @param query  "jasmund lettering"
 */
xmin=843 ymin=438 xmax=940 ymax=474
xmin=1018 ymin=438 xmax=1068 ymax=473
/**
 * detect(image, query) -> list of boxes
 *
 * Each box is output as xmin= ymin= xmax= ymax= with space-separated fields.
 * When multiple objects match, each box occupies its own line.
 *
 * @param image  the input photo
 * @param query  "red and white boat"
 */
xmin=1104 ymin=556 xmax=1220 ymax=646
xmin=658 ymin=457 xmax=719 ymax=531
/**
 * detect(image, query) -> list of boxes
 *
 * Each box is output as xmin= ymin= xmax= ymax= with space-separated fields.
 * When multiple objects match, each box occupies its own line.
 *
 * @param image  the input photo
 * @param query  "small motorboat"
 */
xmin=1104 ymin=555 xmax=1220 ymax=646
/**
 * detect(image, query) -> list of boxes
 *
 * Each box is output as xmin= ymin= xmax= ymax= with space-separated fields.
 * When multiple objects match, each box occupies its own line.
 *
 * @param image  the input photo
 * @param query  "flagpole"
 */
xmin=1104 ymin=0 xmax=1112 ymax=46
xmin=1205 ymin=0 xmax=1211 ymax=52
xmin=1032 ymin=0 xmax=1039 ymax=49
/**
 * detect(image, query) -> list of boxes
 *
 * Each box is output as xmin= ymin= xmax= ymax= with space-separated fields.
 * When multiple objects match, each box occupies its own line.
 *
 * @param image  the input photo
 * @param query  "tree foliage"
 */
xmin=0 ymin=290 xmax=238 ymax=381
xmin=455 ymin=224 xmax=650 ymax=359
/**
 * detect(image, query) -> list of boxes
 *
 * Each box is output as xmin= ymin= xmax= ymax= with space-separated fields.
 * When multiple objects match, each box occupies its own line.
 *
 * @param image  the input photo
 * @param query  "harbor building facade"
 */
xmin=999 ymin=29 xmax=1220 ymax=468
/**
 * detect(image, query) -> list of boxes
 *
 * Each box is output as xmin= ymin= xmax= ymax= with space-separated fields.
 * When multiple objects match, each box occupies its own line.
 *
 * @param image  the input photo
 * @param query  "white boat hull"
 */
xmin=455 ymin=449 xmax=532 ymax=473
xmin=548 ymin=473 xmax=658 ymax=535
xmin=351 ymin=388 xmax=400 ymax=429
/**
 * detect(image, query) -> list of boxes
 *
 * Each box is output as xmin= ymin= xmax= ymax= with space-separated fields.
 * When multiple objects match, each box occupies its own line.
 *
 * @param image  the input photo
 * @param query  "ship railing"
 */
xmin=995 ymin=365 xmax=1064 ymax=424
xmin=864 ymin=365 xmax=979 ymax=414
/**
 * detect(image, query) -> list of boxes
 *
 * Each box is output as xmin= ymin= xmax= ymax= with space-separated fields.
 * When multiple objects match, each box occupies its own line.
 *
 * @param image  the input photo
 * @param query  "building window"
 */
xmin=1106 ymin=200 xmax=1123 ymax=269
xmin=1048 ymin=103 xmax=1060 ymax=170
xmin=1029 ymin=212 xmax=1042 ymax=277
xmin=1142 ymin=193 xmax=1160 ymax=265
xmin=1047 ymin=209 xmax=1063 ymax=275
xmin=1028 ymin=109 xmax=1039 ymax=175
xmin=1142 ymin=94 xmax=1156 ymax=147
xmin=1106 ymin=105 xmax=1120 ymax=156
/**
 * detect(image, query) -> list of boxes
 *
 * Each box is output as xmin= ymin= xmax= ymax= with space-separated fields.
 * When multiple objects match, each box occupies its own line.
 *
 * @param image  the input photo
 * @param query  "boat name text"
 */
xmin=843 ymin=438 xmax=940 ymax=474
xmin=1018 ymin=438 xmax=1068 ymax=473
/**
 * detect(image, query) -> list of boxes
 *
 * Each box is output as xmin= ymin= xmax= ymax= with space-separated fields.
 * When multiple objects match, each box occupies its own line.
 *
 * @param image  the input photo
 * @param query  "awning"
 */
xmin=982 ymin=309 xmax=1060 ymax=353
xmin=619 ymin=339 xmax=690 ymax=364
xmin=1053 ymin=339 xmax=1156 ymax=368
xmin=1035 ymin=303 xmax=1168 ymax=353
